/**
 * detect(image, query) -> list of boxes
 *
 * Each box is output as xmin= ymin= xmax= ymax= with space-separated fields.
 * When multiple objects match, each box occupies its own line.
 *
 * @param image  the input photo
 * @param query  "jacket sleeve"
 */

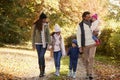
xmin=61 ymin=37 xmax=66 ymax=56
xmin=67 ymin=48 xmax=71 ymax=56
xmin=32 ymin=25 xmax=36 ymax=47
xmin=46 ymin=26 xmax=51 ymax=44
xmin=76 ymin=25 xmax=81 ymax=48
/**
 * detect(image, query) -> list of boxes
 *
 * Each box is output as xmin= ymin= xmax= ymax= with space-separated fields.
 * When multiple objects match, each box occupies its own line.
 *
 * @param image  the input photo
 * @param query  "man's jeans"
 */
xmin=54 ymin=50 xmax=62 ymax=70
xmin=36 ymin=45 xmax=47 ymax=67
xmin=83 ymin=45 xmax=96 ymax=76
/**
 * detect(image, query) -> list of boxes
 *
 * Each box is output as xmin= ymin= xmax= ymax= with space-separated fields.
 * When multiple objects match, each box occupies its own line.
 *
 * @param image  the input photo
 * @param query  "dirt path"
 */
xmin=0 ymin=48 xmax=54 ymax=80
xmin=1 ymin=48 xmax=119 ymax=80
xmin=0 ymin=48 xmax=89 ymax=80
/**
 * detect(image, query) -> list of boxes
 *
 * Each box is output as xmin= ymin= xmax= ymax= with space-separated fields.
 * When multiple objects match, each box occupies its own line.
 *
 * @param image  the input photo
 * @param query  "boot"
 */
xmin=55 ymin=68 xmax=60 ymax=76
xmin=72 ymin=72 xmax=76 ymax=79
xmin=89 ymin=74 xmax=93 ymax=80
xmin=39 ymin=66 xmax=44 ymax=77
xmin=68 ymin=70 xmax=72 ymax=77
xmin=43 ymin=66 xmax=45 ymax=76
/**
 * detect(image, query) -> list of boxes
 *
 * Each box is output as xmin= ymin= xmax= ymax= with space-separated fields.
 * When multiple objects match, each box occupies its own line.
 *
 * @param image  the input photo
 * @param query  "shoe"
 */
xmin=43 ymin=66 xmax=45 ymax=76
xmin=39 ymin=66 xmax=44 ymax=77
xmin=68 ymin=70 xmax=72 ymax=77
xmin=39 ymin=73 xmax=44 ymax=77
xmin=55 ymin=69 xmax=60 ymax=76
xmin=87 ymin=74 xmax=93 ymax=80
xmin=89 ymin=76 xmax=93 ymax=80
xmin=72 ymin=72 xmax=76 ymax=79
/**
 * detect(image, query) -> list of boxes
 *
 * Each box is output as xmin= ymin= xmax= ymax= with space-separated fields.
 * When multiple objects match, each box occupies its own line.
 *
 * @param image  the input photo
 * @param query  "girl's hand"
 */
xmin=47 ymin=45 xmax=52 ymax=50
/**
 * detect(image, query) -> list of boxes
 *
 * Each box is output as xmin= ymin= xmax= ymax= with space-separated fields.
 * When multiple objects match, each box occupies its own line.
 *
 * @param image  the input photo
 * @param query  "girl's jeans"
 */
xmin=54 ymin=50 xmax=62 ymax=70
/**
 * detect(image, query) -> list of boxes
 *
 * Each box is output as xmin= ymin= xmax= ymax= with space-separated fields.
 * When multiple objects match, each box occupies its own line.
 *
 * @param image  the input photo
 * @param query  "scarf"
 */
xmin=41 ymin=23 xmax=47 ymax=48
xmin=79 ymin=20 xmax=91 ymax=47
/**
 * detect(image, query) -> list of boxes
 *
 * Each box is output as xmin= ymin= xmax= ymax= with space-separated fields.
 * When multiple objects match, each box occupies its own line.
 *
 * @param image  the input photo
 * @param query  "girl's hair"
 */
xmin=51 ymin=32 xmax=55 ymax=36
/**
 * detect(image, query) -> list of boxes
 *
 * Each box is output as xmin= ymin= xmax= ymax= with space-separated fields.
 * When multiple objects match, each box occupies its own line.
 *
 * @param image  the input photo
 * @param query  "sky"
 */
xmin=109 ymin=0 xmax=120 ymax=6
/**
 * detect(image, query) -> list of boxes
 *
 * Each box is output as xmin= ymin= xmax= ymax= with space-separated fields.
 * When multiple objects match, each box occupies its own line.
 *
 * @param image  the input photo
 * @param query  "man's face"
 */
xmin=84 ymin=14 xmax=91 ymax=21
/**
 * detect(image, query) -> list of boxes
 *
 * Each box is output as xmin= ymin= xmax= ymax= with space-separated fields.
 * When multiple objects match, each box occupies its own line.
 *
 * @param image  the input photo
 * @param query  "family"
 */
xmin=32 ymin=11 xmax=100 ymax=79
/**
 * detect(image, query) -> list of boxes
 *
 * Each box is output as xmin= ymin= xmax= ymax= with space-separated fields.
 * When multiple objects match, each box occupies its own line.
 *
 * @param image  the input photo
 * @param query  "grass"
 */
xmin=95 ymin=54 xmax=120 ymax=66
xmin=48 ymin=56 xmax=69 ymax=80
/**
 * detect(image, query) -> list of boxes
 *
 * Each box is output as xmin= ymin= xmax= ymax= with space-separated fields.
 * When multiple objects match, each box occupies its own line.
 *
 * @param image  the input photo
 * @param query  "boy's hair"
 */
xmin=82 ymin=11 xmax=90 ymax=19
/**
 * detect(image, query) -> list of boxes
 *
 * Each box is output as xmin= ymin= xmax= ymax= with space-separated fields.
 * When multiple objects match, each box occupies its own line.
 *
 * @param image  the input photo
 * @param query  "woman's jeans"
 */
xmin=36 ymin=45 xmax=47 ymax=67
xmin=54 ymin=50 xmax=62 ymax=70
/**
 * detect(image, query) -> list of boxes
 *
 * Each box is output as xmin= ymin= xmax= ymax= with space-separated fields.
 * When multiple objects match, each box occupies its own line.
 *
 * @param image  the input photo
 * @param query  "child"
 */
xmin=91 ymin=14 xmax=100 ymax=46
xmin=51 ymin=24 xmax=66 ymax=76
xmin=67 ymin=39 xmax=80 ymax=78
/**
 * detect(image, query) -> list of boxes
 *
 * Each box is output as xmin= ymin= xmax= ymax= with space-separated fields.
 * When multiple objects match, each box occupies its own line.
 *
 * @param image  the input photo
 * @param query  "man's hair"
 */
xmin=82 ymin=11 xmax=90 ymax=19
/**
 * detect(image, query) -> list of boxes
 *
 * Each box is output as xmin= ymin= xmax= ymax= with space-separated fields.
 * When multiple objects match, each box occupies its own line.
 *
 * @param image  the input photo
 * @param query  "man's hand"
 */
xmin=32 ymin=45 xmax=35 ymax=50
xmin=79 ymin=47 xmax=83 ymax=53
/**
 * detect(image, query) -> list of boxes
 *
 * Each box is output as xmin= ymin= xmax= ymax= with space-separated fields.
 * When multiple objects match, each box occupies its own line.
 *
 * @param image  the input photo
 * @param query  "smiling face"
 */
xmin=92 ymin=17 xmax=97 ymax=22
xmin=42 ymin=18 xmax=47 ymax=23
xmin=56 ymin=32 xmax=61 ymax=35
xmin=84 ymin=14 xmax=91 ymax=21
xmin=72 ymin=43 xmax=77 ymax=47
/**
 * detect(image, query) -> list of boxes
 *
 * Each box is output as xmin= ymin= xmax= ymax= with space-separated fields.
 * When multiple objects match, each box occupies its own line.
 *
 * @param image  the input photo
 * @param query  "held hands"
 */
xmin=79 ymin=47 xmax=83 ymax=54
xmin=47 ymin=44 xmax=52 ymax=51
xmin=32 ymin=45 xmax=36 ymax=50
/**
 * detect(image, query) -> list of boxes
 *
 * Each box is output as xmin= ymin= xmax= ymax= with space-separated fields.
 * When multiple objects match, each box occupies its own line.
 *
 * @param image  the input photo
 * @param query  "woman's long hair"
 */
xmin=34 ymin=19 xmax=43 ymax=31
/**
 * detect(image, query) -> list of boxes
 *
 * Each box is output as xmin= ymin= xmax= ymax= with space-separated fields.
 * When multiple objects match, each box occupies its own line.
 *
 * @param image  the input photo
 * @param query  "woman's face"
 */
xmin=42 ymin=18 xmax=47 ymax=23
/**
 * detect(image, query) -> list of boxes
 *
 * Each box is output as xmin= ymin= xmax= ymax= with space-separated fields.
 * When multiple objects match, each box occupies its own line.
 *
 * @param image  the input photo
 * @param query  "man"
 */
xmin=77 ymin=11 xmax=96 ymax=79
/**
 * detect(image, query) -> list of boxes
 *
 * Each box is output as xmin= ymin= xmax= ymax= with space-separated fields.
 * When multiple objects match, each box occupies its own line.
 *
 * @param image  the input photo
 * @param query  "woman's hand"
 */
xmin=47 ymin=44 xmax=52 ymax=51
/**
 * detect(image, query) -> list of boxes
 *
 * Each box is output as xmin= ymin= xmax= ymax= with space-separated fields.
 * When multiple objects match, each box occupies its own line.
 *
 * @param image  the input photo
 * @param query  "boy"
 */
xmin=67 ymin=39 xmax=80 ymax=78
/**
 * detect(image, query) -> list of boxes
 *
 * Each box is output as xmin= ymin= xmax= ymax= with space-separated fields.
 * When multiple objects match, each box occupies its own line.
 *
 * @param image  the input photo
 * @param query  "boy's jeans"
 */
xmin=69 ymin=58 xmax=78 ymax=72
xmin=54 ymin=50 xmax=62 ymax=70
xmin=36 ymin=45 xmax=47 ymax=67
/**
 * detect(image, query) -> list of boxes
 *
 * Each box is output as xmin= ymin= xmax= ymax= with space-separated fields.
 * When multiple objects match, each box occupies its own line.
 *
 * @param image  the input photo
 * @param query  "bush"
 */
xmin=97 ymin=27 xmax=114 ymax=56
xmin=65 ymin=33 xmax=76 ymax=48
xmin=97 ymin=27 xmax=120 ymax=60
xmin=108 ymin=27 xmax=120 ymax=60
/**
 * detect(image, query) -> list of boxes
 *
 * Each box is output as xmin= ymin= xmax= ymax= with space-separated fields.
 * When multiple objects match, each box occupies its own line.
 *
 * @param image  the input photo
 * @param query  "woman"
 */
xmin=32 ymin=12 xmax=51 ymax=77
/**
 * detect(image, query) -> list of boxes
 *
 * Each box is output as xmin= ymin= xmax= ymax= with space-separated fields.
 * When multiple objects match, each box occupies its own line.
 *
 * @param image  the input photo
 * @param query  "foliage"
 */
xmin=97 ymin=27 xmax=114 ymax=56
xmin=0 ymin=0 xmax=109 ymax=44
xmin=65 ymin=33 xmax=76 ymax=48
xmin=0 ymin=0 xmax=35 ymax=44
xmin=97 ymin=26 xmax=120 ymax=60
xmin=108 ymin=27 xmax=120 ymax=60
xmin=106 ymin=2 xmax=120 ymax=21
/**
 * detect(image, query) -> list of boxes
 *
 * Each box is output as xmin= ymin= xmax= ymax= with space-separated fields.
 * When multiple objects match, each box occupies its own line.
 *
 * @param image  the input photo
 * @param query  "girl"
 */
xmin=51 ymin=24 xmax=66 ymax=76
xmin=91 ymin=14 xmax=100 ymax=45
xmin=32 ymin=12 xmax=51 ymax=77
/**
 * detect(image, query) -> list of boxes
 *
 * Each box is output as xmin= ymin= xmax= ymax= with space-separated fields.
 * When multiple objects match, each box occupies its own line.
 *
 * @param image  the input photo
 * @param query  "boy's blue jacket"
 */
xmin=68 ymin=47 xmax=80 ymax=59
